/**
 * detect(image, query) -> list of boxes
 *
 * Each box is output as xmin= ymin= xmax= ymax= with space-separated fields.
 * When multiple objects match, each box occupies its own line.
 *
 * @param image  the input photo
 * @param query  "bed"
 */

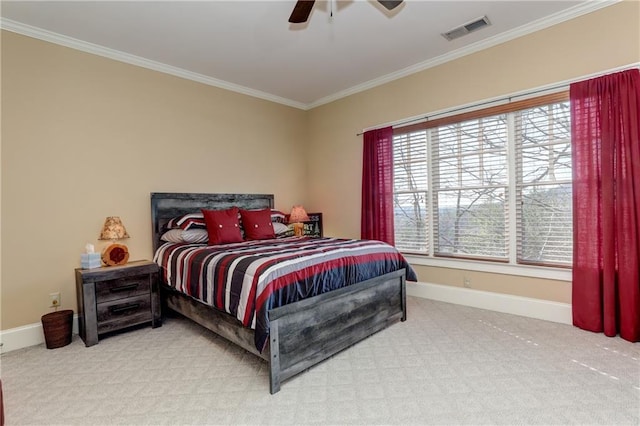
xmin=151 ymin=192 xmax=416 ymax=393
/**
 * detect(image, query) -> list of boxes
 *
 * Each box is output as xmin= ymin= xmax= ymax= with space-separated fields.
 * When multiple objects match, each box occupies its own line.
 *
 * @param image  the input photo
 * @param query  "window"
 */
xmin=393 ymin=93 xmax=572 ymax=267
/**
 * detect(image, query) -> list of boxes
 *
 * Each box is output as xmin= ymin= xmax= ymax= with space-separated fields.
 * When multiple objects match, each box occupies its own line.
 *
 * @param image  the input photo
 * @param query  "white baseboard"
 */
xmin=407 ymin=281 xmax=572 ymax=325
xmin=0 ymin=315 xmax=79 ymax=354
xmin=0 ymin=285 xmax=571 ymax=353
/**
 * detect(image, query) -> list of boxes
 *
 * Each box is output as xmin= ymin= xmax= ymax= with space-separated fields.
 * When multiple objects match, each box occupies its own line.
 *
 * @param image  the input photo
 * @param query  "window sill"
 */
xmin=404 ymin=254 xmax=571 ymax=281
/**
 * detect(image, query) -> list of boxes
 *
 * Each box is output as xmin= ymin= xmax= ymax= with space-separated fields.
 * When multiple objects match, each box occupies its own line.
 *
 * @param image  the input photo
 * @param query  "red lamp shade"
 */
xmin=289 ymin=206 xmax=309 ymax=223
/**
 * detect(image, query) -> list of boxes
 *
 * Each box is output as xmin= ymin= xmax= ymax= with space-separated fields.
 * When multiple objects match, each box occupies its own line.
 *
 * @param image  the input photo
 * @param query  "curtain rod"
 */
xmin=356 ymin=63 xmax=640 ymax=136
xmin=355 ymin=84 xmax=567 ymax=136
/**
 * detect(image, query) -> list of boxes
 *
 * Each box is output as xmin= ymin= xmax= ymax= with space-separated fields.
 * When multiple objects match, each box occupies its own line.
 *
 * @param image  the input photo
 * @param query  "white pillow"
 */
xmin=161 ymin=229 xmax=208 ymax=244
xmin=273 ymin=222 xmax=290 ymax=235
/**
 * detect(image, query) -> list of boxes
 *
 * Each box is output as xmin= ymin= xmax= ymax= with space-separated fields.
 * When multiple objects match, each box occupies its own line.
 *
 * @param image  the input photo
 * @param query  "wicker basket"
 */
xmin=41 ymin=310 xmax=73 ymax=349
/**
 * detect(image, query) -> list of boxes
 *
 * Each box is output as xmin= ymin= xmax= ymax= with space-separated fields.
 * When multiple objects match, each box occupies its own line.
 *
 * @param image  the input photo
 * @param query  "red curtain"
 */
xmin=570 ymin=69 xmax=640 ymax=342
xmin=361 ymin=126 xmax=394 ymax=244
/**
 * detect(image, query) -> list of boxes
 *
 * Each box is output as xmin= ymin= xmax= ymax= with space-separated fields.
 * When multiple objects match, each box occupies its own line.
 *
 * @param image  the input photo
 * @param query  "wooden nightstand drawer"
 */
xmin=95 ymin=276 xmax=151 ymax=303
xmin=96 ymin=294 xmax=152 ymax=333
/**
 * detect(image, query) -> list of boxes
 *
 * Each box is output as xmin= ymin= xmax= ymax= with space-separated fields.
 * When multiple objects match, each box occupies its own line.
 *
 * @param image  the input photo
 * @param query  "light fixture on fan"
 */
xmin=99 ymin=216 xmax=130 ymax=266
xmin=288 ymin=0 xmax=403 ymax=24
xmin=289 ymin=205 xmax=310 ymax=237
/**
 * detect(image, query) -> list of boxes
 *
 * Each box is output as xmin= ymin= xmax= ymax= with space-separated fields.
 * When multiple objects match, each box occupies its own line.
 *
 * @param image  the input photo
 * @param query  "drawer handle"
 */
xmin=110 ymin=303 xmax=140 ymax=314
xmin=109 ymin=283 xmax=140 ymax=293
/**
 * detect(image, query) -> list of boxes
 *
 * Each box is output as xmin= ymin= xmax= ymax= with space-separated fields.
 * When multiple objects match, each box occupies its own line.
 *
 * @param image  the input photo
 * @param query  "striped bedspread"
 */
xmin=154 ymin=236 xmax=417 ymax=351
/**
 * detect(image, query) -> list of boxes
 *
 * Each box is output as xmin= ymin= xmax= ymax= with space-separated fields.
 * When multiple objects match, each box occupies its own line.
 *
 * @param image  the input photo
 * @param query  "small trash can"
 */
xmin=41 ymin=309 xmax=73 ymax=349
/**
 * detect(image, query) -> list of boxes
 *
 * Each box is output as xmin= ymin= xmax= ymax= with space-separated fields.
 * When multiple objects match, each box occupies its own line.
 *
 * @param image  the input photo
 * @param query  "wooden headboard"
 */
xmin=150 ymin=192 xmax=274 ymax=252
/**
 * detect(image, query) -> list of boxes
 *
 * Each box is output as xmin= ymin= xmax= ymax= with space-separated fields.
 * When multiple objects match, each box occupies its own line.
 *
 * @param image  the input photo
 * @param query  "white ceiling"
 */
xmin=1 ymin=1 xmax=611 ymax=109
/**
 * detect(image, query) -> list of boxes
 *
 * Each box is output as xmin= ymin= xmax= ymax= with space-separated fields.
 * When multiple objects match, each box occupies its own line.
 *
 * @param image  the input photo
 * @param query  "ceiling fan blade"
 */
xmin=289 ymin=0 xmax=315 ymax=23
xmin=378 ymin=0 xmax=403 ymax=11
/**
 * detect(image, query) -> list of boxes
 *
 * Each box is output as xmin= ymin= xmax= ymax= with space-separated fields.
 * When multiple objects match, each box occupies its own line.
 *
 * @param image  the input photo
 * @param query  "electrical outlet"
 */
xmin=49 ymin=292 xmax=61 ymax=308
xmin=463 ymin=276 xmax=471 ymax=288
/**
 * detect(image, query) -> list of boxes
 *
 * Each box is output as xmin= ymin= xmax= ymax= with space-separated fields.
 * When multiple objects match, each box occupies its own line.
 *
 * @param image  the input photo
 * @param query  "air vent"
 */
xmin=442 ymin=15 xmax=491 ymax=41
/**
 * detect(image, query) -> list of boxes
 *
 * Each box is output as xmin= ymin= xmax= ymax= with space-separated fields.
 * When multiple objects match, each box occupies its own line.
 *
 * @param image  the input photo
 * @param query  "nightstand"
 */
xmin=75 ymin=260 xmax=161 ymax=347
xmin=303 ymin=212 xmax=323 ymax=237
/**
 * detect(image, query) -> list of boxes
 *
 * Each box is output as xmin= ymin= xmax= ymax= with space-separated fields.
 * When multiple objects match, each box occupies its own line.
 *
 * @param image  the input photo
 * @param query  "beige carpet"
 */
xmin=1 ymin=296 xmax=639 ymax=425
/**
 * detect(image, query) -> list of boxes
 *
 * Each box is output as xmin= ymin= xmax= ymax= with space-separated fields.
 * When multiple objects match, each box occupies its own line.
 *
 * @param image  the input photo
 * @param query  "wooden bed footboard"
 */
xmin=268 ymin=269 xmax=407 ymax=393
xmin=162 ymin=268 xmax=407 ymax=394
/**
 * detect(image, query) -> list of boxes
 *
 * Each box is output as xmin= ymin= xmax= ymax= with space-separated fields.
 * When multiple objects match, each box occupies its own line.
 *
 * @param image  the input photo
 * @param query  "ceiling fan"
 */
xmin=289 ymin=0 xmax=403 ymax=24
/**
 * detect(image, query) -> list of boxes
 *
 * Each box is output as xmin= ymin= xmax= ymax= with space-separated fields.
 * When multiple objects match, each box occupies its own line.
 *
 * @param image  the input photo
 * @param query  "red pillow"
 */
xmin=240 ymin=209 xmax=276 ymax=240
xmin=201 ymin=207 xmax=243 ymax=245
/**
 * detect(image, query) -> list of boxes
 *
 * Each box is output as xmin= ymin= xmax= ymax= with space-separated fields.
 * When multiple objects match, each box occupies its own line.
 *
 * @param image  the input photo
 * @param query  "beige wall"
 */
xmin=1 ymin=2 xmax=639 ymax=331
xmin=306 ymin=2 xmax=640 ymax=302
xmin=1 ymin=31 xmax=307 ymax=329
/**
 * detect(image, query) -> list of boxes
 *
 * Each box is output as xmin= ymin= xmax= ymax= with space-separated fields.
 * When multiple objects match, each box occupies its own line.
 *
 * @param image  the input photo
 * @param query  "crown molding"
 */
xmin=1 ymin=1 xmax=619 ymax=111
xmin=0 ymin=18 xmax=308 ymax=110
xmin=307 ymin=0 xmax=620 ymax=109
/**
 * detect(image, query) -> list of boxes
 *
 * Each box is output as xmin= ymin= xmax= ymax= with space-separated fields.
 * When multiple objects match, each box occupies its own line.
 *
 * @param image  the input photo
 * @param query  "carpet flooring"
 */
xmin=1 ymin=296 xmax=639 ymax=425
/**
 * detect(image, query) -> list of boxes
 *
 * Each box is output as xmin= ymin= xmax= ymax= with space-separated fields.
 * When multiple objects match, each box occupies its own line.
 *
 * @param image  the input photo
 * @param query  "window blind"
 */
xmin=393 ymin=131 xmax=429 ymax=253
xmin=392 ymin=92 xmax=572 ymax=267
xmin=431 ymin=116 xmax=509 ymax=259
xmin=515 ymin=102 xmax=573 ymax=265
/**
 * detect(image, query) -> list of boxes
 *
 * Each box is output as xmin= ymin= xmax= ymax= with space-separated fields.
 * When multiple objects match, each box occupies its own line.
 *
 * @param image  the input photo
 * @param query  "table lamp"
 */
xmin=289 ymin=205 xmax=309 ymax=237
xmin=99 ymin=216 xmax=130 ymax=266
